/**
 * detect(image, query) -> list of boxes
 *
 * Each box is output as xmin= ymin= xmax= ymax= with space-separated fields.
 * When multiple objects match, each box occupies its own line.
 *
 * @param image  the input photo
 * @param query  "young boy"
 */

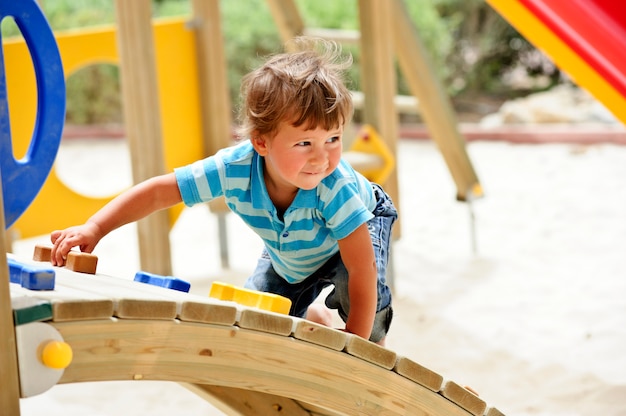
xmin=50 ymin=38 xmax=397 ymax=343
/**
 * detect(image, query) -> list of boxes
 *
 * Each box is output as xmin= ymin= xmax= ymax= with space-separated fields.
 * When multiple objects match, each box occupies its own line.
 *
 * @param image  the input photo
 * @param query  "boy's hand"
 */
xmin=50 ymin=222 xmax=101 ymax=266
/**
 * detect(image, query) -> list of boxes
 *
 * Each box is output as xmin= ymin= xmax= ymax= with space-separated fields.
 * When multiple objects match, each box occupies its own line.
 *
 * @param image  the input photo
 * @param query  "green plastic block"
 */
xmin=12 ymin=296 xmax=53 ymax=326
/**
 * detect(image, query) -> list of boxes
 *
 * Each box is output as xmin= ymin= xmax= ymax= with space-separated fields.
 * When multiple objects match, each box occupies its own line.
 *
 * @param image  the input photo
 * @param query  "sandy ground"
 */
xmin=13 ymin=133 xmax=626 ymax=415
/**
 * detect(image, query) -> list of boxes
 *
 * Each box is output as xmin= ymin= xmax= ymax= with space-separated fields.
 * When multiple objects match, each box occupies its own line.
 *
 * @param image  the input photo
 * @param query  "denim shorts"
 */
xmin=244 ymin=183 xmax=397 ymax=343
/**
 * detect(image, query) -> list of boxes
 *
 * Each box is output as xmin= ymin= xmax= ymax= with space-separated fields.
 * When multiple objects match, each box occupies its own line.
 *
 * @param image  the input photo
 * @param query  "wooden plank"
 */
xmin=183 ymin=384 xmax=313 ymax=416
xmin=390 ymin=0 xmax=481 ymax=201
xmin=441 ymin=380 xmax=487 ymax=416
xmin=114 ymin=0 xmax=172 ymax=275
xmin=179 ymin=301 xmax=238 ymax=326
xmin=237 ymin=308 xmax=294 ymax=336
xmin=293 ymin=320 xmax=346 ymax=351
xmin=394 ymin=356 xmax=444 ymax=392
xmin=343 ymin=334 xmax=397 ymax=370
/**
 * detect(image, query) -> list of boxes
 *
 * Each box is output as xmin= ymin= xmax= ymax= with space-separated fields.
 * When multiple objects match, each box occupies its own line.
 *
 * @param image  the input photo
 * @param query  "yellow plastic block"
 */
xmin=257 ymin=293 xmax=292 ymax=315
xmin=209 ymin=281 xmax=236 ymax=301
xmin=349 ymin=124 xmax=395 ymax=185
xmin=209 ymin=282 xmax=292 ymax=315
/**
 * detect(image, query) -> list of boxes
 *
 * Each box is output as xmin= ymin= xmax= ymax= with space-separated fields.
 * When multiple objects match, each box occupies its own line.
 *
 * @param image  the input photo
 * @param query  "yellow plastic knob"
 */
xmin=41 ymin=340 xmax=73 ymax=369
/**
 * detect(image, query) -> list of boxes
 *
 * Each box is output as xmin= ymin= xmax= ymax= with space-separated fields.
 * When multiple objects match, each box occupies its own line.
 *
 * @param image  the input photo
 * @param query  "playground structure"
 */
xmin=2 ymin=0 xmax=483 ymax=275
xmin=3 ymin=0 xmax=625 ymax=414
xmin=8 ymin=250 xmax=503 ymax=416
xmin=0 ymin=0 xmax=488 ymax=414
xmin=0 ymin=0 xmax=492 ymax=414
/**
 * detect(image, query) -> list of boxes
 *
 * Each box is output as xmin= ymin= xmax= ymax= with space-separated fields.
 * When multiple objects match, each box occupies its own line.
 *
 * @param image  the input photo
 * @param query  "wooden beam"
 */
xmin=183 ymin=384 xmax=313 ymax=416
xmin=54 ymin=319 xmax=474 ymax=415
xmin=357 ymin=0 xmax=401 ymax=233
xmin=0 ymin=181 xmax=21 ymax=413
xmin=265 ymin=0 xmax=305 ymax=47
xmin=390 ymin=0 xmax=482 ymax=201
xmin=114 ymin=0 xmax=172 ymax=275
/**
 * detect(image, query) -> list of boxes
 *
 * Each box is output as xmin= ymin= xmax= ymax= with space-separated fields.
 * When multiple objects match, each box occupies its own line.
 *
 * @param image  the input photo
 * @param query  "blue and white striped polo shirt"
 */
xmin=174 ymin=140 xmax=376 ymax=283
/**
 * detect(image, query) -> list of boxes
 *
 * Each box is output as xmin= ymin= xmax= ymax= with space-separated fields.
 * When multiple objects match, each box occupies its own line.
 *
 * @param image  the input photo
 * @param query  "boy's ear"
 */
xmin=251 ymin=133 xmax=269 ymax=156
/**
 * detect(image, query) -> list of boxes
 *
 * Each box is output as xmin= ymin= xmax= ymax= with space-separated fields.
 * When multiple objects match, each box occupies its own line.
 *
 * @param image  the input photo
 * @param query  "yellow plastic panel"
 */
xmin=5 ymin=18 xmax=205 ymax=237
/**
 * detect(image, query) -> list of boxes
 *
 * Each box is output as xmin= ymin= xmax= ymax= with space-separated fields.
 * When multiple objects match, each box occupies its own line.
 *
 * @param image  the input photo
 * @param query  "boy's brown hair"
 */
xmin=238 ymin=37 xmax=354 ymax=139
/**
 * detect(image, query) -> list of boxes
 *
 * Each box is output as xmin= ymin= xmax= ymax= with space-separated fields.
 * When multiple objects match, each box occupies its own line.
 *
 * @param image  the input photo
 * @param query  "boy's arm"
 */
xmin=50 ymin=173 xmax=182 ymax=265
xmin=337 ymin=223 xmax=378 ymax=340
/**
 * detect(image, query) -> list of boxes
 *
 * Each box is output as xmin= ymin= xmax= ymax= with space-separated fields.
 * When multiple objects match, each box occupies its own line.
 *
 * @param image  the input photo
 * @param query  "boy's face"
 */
xmin=253 ymin=121 xmax=343 ymax=192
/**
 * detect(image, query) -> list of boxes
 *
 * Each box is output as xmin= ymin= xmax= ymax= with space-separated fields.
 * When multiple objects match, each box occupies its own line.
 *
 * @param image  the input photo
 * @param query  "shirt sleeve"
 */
xmin=174 ymin=156 xmax=223 ymax=207
xmin=321 ymin=162 xmax=375 ymax=240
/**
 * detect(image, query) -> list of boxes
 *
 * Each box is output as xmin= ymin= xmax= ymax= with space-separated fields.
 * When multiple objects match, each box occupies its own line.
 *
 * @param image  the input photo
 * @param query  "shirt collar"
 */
xmin=251 ymin=152 xmax=318 ymax=210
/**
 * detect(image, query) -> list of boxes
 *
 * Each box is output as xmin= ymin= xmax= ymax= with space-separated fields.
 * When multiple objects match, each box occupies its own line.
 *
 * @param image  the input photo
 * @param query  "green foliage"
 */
xmin=65 ymin=64 xmax=121 ymax=124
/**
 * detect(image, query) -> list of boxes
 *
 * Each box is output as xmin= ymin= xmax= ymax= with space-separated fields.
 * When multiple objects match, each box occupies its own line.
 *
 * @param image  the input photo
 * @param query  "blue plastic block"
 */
xmin=134 ymin=271 xmax=191 ymax=293
xmin=6 ymin=258 xmax=55 ymax=290
xmin=7 ymin=258 xmax=23 ymax=284
xmin=21 ymin=266 xmax=55 ymax=290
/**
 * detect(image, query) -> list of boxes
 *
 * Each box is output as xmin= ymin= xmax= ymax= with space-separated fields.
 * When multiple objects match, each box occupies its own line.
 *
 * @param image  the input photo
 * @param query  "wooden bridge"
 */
xmin=8 ymin=253 xmax=503 ymax=416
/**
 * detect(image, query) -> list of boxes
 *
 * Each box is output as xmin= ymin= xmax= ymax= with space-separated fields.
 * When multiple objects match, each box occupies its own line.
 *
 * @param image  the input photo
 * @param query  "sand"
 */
xmin=13 ymin=134 xmax=626 ymax=415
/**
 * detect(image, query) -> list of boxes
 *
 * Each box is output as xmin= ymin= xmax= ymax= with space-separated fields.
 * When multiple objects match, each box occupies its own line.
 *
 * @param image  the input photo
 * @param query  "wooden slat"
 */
xmin=394 ymin=356 xmax=444 ymax=392
xmin=441 ymin=380 xmax=487 ymax=416
xmin=343 ymin=334 xmax=397 ymax=370
xmin=293 ymin=320 xmax=346 ymax=351
xmin=237 ymin=308 xmax=294 ymax=336
xmin=179 ymin=301 xmax=237 ymax=326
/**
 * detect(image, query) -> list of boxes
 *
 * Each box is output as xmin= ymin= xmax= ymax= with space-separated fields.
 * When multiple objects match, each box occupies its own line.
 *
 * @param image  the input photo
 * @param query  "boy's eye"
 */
xmin=327 ymin=136 xmax=341 ymax=143
xmin=296 ymin=141 xmax=311 ymax=147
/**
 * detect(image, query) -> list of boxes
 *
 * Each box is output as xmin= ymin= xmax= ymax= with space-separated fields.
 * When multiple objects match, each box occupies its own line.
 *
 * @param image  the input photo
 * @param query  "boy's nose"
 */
xmin=309 ymin=147 xmax=327 ymax=165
